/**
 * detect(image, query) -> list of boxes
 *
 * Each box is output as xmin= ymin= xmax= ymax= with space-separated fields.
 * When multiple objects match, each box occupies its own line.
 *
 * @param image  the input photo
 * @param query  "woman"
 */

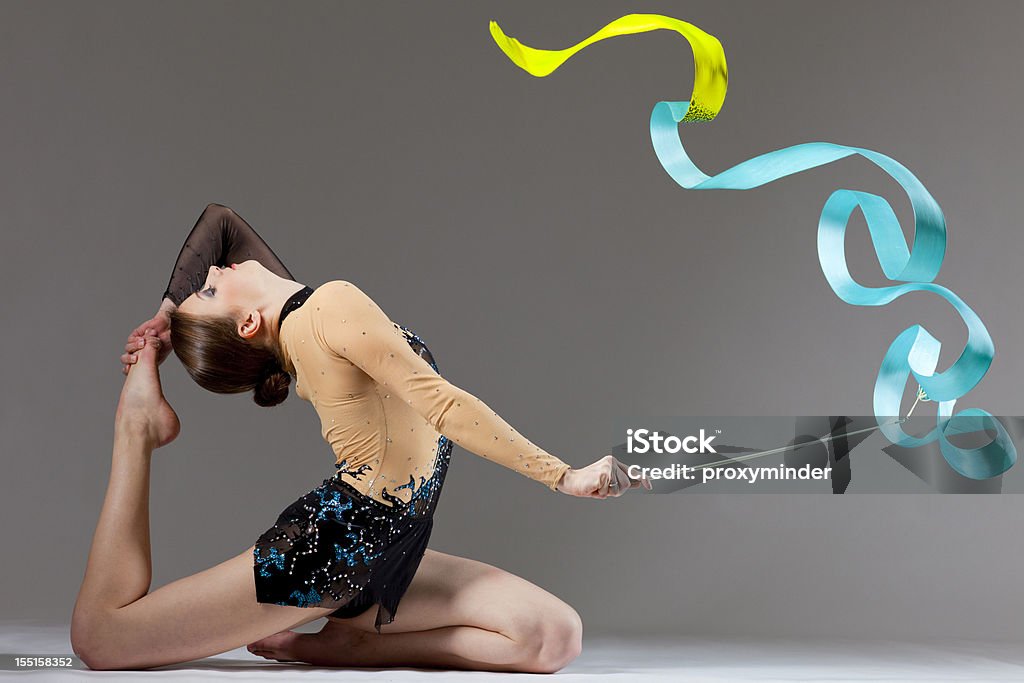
xmin=71 ymin=203 xmax=649 ymax=672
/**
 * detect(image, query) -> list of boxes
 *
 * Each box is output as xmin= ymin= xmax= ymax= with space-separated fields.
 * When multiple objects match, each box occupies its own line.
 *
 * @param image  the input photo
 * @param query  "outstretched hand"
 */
xmin=557 ymin=455 xmax=651 ymax=499
xmin=122 ymin=302 xmax=174 ymax=374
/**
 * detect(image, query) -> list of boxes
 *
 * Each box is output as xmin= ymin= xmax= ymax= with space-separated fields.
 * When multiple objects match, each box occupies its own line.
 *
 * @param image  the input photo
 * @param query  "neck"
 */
xmin=262 ymin=279 xmax=309 ymax=353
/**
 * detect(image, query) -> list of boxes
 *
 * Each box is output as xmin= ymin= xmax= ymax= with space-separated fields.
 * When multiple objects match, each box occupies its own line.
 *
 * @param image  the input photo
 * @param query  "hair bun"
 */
xmin=254 ymin=364 xmax=291 ymax=407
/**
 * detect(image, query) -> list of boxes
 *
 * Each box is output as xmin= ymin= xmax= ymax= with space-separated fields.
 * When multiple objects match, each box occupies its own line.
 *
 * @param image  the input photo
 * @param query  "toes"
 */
xmin=247 ymin=630 xmax=305 ymax=663
xmin=247 ymin=632 xmax=289 ymax=651
xmin=247 ymin=645 xmax=292 ymax=663
xmin=247 ymin=643 xmax=272 ymax=658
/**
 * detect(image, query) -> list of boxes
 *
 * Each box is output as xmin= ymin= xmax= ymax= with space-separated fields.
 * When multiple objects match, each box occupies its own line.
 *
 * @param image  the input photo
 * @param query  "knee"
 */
xmin=70 ymin=610 xmax=124 ymax=671
xmin=514 ymin=604 xmax=584 ymax=674
xmin=76 ymin=647 xmax=118 ymax=672
xmin=74 ymin=639 xmax=130 ymax=671
xmin=71 ymin=612 xmax=108 ymax=670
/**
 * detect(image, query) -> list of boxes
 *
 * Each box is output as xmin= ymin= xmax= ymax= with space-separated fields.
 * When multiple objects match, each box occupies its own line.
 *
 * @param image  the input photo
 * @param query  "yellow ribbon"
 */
xmin=489 ymin=14 xmax=728 ymax=122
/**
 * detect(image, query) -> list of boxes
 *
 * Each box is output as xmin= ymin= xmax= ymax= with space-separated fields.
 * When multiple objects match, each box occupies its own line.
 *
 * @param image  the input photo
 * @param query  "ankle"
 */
xmin=113 ymin=423 xmax=157 ymax=451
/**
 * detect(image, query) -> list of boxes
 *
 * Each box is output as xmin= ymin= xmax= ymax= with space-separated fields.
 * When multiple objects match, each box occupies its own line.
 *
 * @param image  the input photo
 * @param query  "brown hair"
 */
xmin=168 ymin=308 xmax=291 ymax=407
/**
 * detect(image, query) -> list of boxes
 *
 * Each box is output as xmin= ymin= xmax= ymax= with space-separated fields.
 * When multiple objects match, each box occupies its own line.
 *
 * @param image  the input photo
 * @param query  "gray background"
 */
xmin=2 ymin=0 xmax=1022 ymax=640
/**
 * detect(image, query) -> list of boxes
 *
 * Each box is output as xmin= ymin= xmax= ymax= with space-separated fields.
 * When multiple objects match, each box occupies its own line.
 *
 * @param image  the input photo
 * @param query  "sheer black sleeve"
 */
xmin=160 ymin=203 xmax=295 ymax=306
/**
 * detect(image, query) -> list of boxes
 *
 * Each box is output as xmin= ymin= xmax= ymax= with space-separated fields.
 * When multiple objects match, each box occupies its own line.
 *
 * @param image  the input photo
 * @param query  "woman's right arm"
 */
xmin=160 ymin=203 xmax=295 ymax=307
xmin=124 ymin=203 xmax=295 ymax=373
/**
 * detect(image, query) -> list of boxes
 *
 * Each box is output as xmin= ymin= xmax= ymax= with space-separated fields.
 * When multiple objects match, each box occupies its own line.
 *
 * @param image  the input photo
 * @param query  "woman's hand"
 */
xmin=121 ymin=299 xmax=175 ymax=374
xmin=557 ymin=455 xmax=652 ymax=499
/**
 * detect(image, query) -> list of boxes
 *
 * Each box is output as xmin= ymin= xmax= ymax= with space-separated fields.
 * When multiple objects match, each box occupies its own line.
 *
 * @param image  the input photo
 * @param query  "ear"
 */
xmin=238 ymin=309 xmax=262 ymax=341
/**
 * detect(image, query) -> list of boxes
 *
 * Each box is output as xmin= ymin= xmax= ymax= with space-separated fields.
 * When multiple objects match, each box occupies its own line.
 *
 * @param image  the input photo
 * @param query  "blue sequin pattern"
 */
xmin=253 ymin=323 xmax=451 ymax=634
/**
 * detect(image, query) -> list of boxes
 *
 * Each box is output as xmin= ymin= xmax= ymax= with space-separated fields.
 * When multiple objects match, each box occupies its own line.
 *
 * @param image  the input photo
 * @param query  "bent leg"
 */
xmin=77 ymin=543 xmax=335 ymax=670
xmin=70 ymin=417 xmax=334 ymax=670
xmin=250 ymin=548 xmax=583 ymax=673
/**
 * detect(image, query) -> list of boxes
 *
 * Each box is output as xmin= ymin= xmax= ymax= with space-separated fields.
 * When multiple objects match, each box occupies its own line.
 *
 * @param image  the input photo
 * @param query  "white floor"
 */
xmin=3 ymin=622 xmax=1024 ymax=681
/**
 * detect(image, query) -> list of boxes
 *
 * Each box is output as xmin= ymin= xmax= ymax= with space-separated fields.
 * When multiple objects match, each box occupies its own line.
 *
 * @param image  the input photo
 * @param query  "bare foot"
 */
xmin=114 ymin=336 xmax=180 ymax=449
xmin=247 ymin=620 xmax=367 ymax=666
xmin=246 ymin=629 xmax=304 ymax=663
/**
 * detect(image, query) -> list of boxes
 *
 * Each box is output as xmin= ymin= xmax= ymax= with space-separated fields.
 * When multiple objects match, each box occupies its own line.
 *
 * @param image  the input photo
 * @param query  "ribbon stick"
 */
xmin=490 ymin=13 xmax=1015 ymax=479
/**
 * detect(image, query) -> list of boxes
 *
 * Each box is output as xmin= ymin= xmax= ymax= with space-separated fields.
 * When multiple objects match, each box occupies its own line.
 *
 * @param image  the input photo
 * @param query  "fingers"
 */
xmin=122 ymin=338 xmax=145 ymax=361
xmin=130 ymin=320 xmax=154 ymax=339
xmin=121 ymin=328 xmax=156 ymax=374
xmin=124 ymin=337 xmax=146 ymax=355
xmin=121 ymin=347 xmax=140 ymax=374
xmin=126 ymin=325 xmax=156 ymax=345
xmin=595 ymin=467 xmax=624 ymax=499
xmin=607 ymin=467 xmax=627 ymax=497
xmin=617 ymin=457 xmax=652 ymax=491
xmin=123 ymin=335 xmax=162 ymax=373
xmin=590 ymin=458 xmax=616 ymax=498
xmin=592 ymin=457 xmax=651 ymax=498
xmin=125 ymin=334 xmax=144 ymax=352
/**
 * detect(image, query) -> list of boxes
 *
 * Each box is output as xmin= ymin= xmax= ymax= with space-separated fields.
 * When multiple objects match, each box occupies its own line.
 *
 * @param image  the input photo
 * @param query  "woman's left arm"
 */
xmin=312 ymin=280 xmax=573 ymax=492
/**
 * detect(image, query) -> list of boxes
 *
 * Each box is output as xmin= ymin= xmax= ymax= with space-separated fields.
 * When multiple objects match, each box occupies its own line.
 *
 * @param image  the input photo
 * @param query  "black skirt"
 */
xmin=252 ymin=445 xmax=450 ymax=634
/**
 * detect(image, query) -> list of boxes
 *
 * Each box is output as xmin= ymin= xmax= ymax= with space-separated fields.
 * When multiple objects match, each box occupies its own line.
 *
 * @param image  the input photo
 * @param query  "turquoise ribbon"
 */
xmin=651 ymin=103 xmax=1015 ymax=479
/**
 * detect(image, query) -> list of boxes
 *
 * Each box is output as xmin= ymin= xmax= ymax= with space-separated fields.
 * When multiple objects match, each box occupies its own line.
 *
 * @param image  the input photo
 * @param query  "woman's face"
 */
xmin=177 ymin=259 xmax=265 ymax=320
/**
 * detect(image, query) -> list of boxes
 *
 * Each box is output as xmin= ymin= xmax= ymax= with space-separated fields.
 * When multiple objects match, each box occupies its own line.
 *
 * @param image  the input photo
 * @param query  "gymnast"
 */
xmin=70 ymin=203 xmax=649 ymax=671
